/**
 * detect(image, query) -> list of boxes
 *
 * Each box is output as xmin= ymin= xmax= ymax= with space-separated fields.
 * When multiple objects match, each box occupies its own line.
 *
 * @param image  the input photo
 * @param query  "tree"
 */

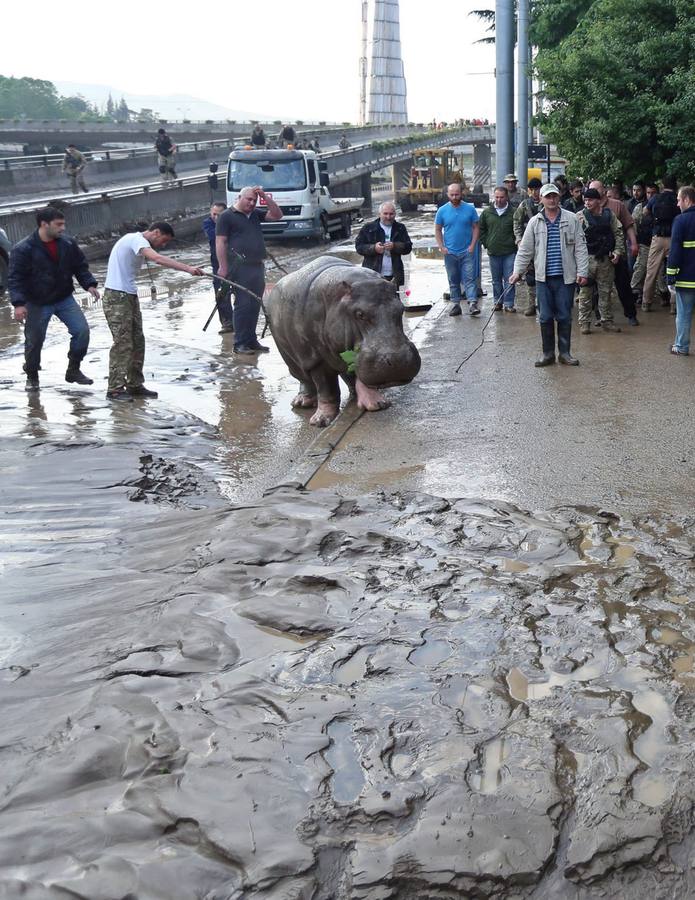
xmin=116 ymin=97 xmax=130 ymax=123
xmin=0 ymin=75 xmax=63 ymax=118
xmin=534 ymin=0 xmax=694 ymax=182
xmin=106 ymin=93 xmax=115 ymax=119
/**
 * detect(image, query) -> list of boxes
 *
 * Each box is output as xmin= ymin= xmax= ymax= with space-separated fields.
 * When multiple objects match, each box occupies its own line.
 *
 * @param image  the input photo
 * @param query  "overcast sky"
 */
xmin=3 ymin=0 xmax=498 ymax=122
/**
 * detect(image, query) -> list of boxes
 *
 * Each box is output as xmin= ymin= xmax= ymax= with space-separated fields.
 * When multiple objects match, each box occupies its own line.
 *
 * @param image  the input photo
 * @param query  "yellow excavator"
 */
xmin=397 ymin=148 xmax=488 ymax=211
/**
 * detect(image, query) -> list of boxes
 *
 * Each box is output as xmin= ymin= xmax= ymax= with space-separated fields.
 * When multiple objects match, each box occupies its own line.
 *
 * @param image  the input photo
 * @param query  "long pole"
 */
xmin=359 ymin=1 xmax=369 ymax=125
xmin=516 ymin=0 xmax=529 ymax=190
xmin=495 ymin=0 xmax=515 ymax=184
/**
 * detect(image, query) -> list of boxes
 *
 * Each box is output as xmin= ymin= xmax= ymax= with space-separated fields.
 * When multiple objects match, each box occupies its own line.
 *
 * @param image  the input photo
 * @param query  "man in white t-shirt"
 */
xmin=102 ymin=222 xmax=204 ymax=401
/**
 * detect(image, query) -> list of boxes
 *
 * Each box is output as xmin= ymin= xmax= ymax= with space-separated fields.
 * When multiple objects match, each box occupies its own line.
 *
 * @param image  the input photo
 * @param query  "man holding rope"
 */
xmin=215 ymin=186 xmax=283 ymax=355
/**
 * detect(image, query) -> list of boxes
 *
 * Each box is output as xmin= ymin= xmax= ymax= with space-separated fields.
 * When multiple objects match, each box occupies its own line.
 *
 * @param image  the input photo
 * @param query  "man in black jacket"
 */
xmin=355 ymin=202 xmax=413 ymax=288
xmin=9 ymin=207 xmax=99 ymax=391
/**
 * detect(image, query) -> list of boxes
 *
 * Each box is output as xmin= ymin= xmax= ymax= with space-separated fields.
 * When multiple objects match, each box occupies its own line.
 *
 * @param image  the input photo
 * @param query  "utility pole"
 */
xmin=359 ymin=1 xmax=368 ymax=126
xmin=516 ymin=0 xmax=529 ymax=189
xmin=495 ymin=0 xmax=515 ymax=183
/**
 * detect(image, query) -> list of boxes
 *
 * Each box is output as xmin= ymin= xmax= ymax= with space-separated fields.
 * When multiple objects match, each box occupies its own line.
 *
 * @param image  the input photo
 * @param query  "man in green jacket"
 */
xmin=479 ymin=186 xmax=518 ymax=311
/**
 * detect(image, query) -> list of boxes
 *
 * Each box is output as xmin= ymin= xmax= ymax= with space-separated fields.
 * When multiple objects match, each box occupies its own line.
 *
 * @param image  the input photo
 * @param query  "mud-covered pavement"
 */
xmin=2 ymin=211 xmax=695 ymax=898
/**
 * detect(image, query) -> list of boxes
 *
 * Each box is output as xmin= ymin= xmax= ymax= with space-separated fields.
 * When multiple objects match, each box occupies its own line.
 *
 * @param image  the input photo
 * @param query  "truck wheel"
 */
xmin=320 ymin=214 xmax=331 ymax=242
xmin=399 ymin=198 xmax=416 ymax=213
xmin=339 ymin=213 xmax=352 ymax=240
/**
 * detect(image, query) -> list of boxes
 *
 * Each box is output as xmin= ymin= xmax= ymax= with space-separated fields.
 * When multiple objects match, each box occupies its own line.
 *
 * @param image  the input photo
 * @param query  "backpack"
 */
xmin=156 ymin=135 xmax=173 ymax=156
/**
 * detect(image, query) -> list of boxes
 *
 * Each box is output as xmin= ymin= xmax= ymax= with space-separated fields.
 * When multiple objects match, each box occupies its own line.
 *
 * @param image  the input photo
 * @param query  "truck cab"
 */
xmin=226 ymin=148 xmax=362 ymax=241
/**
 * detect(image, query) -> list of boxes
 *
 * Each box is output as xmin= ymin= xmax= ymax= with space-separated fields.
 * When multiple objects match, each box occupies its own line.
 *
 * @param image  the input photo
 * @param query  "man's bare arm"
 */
xmin=141 ymin=247 xmax=203 ymax=276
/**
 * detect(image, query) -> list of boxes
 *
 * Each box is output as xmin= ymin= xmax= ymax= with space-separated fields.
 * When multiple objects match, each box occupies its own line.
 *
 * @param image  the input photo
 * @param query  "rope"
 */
xmin=454 ymin=282 xmax=516 ymax=374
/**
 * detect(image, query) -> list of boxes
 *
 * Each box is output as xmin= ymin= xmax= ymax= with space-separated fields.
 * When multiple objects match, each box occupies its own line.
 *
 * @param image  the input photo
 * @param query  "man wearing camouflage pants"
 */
xmin=575 ymin=188 xmax=625 ymax=334
xmin=102 ymin=222 xmax=204 ymax=401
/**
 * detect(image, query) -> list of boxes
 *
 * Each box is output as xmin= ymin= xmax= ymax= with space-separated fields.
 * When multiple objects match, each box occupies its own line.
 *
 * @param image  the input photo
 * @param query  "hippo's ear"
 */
xmin=339 ymin=282 xmax=353 ymax=302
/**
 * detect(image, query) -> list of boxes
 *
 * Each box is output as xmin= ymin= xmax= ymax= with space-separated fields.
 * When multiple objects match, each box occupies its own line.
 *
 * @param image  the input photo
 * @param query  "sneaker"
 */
xmin=493 ymin=303 xmax=503 ymax=312
xmin=106 ymin=388 xmax=134 ymax=402
xmin=580 ymin=324 xmax=591 ymax=335
xmin=233 ymin=345 xmax=259 ymax=355
xmin=25 ymin=374 xmax=40 ymax=392
xmin=65 ymin=368 xmax=94 ymax=385
xmin=252 ymin=343 xmax=270 ymax=353
xmin=469 ymin=302 xmax=481 ymax=316
xmin=628 ymin=316 xmax=639 ymax=326
xmin=524 ymin=305 xmax=537 ymax=317
xmin=126 ymin=385 xmax=159 ymax=398
xmin=504 ymin=306 xmax=516 ymax=313
xmin=218 ymin=322 xmax=235 ymax=334
xmin=670 ymin=346 xmax=689 ymax=356
xmin=600 ymin=322 xmax=621 ymax=333
xmin=448 ymin=304 xmax=462 ymax=317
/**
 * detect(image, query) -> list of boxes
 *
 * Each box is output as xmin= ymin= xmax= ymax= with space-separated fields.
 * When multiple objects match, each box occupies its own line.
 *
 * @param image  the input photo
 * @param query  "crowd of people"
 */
xmin=6 ymin=161 xmax=694 ymax=400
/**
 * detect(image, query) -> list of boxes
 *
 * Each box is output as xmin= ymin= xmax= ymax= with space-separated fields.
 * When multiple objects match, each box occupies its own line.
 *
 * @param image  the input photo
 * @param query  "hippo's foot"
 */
xmin=309 ymin=401 xmax=339 ymax=427
xmin=291 ymin=392 xmax=318 ymax=409
xmin=355 ymin=379 xmax=391 ymax=412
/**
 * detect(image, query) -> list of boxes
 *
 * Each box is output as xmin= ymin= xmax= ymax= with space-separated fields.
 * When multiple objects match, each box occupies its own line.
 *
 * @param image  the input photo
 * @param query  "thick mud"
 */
xmin=2 ymin=209 xmax=695 ymax=898
xmin=3 ymin=464 xmax=695 ymax=897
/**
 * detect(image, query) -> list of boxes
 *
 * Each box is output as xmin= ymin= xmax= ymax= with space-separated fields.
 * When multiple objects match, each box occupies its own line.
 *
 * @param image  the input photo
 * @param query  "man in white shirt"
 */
xmin=102 ymin=222 xmax=204 ymax=401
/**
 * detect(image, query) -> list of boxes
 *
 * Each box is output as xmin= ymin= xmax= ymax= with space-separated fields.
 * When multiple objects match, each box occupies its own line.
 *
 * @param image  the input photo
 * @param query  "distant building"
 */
xmin=368 ymin=0 xmax=408 ymax=125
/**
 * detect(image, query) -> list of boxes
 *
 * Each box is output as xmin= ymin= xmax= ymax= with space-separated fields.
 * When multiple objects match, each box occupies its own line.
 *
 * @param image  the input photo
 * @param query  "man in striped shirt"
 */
xmin=511 ymin=183 xmax=589 ymax=366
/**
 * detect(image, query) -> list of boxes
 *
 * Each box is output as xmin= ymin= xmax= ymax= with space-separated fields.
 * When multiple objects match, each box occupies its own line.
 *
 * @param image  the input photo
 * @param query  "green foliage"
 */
xmin=0 ymin=75 xmax=104 ymax=121
xmin=339 ymin=348 xmax=360 ymax=373
xmin=534 ymin=0 xmax=695 ymax=182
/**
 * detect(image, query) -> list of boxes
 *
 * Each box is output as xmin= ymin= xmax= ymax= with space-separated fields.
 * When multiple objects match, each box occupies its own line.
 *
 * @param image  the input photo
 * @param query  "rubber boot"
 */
xmin=65 ymin=354 xmax=93 ymax=385
xmin=534 ymin=321 xmax=556 ymax=367
xmin=557 ymin=320 xmax=579 ymax=366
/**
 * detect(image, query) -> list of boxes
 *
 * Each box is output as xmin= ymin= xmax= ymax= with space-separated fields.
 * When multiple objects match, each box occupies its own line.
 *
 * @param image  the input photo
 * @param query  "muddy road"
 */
xmin=2 ymin=210 xmax=695 ymax=898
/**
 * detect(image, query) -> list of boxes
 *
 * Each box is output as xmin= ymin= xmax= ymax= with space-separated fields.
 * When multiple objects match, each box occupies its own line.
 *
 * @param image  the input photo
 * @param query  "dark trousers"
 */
xmin=24 ymin=295 xmax=90 ymax=375
xmin=232 ymin=262 xmax=265 ymax=349
xmin=536 ymin=276 xmax=574 ymax=325
xmin=614 ymin=257 xmax=636 ymax=318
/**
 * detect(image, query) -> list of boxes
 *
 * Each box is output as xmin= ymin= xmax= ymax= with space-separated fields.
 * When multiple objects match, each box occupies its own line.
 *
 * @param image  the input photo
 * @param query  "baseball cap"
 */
xmin=540 ymin=183 xmax=560 ymax=197
xmin=583 ymin=188 xmax=601 ymax=199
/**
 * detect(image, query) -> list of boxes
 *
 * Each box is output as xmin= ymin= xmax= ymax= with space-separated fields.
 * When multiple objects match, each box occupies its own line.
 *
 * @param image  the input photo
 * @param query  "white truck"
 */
xmin=226 ymin=148 xmax=363 ymax=241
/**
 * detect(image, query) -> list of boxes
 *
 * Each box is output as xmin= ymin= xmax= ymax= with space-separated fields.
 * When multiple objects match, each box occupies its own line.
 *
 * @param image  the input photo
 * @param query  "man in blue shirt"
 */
xmin=435 ymin=183 xmax=481 ymax=316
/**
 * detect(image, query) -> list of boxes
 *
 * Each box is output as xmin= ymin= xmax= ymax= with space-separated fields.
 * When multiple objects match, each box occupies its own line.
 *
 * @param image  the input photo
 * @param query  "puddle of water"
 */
xmin=335 ymin=647 xmax=370 ymax=684
xmin=408 ymin=636 xmax=452 ymax=667
xmin=501 ymin=558 xmax=529 ymax=573
xmin=631 ymin=689 xmax=672 ymax=767
xmin=506 ymin=652 xmax=609 ymax=703
xmin=632 ymin=771 xmax=670 ymax=808
xmin=607 ymin=538 xmax=636 ymax=565
xmin=468 ymin=737 xmax=509 ymax=794
xmin=255 ymin=625 xmax=318 ymax=647
xmin=673 ymin=653 xmax=694 ymax=675
xmin=324 ymin=720 xmax=365 ymax=804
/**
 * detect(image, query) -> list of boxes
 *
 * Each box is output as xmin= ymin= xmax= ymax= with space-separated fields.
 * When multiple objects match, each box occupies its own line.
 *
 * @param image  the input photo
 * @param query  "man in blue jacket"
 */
xmin=202 ymin=201 xmax=234 ymax=333
xmin=666 ymin=186 xmax=695 ymax=355
xmin=9 ymin=207 xmax=100 ymax=391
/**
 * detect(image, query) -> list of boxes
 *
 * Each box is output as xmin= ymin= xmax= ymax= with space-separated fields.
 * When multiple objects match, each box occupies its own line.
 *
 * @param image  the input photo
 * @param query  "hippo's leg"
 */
xmin=291 ymin=381 xmax=318 ymax=409
xmin=308 ymin=367 xmax=340 ymax=427
xmin=355 ymin=378 xmax=391 ymax=412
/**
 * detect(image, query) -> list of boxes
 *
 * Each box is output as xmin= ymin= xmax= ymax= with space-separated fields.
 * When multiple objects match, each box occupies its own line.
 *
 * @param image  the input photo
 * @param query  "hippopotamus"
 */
xmin=266 ymin=256 xmax=421 ymax=427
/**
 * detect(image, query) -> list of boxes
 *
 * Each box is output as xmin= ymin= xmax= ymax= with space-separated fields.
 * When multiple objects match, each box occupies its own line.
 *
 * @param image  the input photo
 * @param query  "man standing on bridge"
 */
xmin=62 ymin=144 xmax=89 ymax=194
xmin=435 ymin=183 xmax=481 ymax=317
xmin=101 ymin=223 xmax=204 ymax=401
xmin=9 ymin=206 xmax=99 ymax=391
xmin=155 ymin=128 xmax=177 ymax=182
xmin=215 ymin=186 xmax=283 ymax=355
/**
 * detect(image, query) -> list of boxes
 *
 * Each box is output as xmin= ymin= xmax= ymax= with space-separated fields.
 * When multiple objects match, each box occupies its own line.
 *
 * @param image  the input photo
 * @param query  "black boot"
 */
xmin=535 ymin=321 xmax=556 ymax=367
xmin=66 ymin=354 xmax=93 ymax=385
xmin=557 ymin=320 xmax=579 ymax=366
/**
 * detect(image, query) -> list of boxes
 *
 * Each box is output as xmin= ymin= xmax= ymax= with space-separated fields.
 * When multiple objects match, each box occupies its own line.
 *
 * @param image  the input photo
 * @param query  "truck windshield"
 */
xmin=228 ymin=158 xmax=307 ymax=191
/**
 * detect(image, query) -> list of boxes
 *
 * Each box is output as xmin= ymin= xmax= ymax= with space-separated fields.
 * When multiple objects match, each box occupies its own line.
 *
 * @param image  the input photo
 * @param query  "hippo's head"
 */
xmin=327 ymin=274 xmax=421 ymax=387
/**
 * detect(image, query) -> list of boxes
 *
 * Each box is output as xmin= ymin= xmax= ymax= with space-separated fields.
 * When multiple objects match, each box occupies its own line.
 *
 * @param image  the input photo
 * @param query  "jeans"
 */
xmin=674 ymin=288 xmax=695 ymax=353
xmin=536 ymin=276 xmax=575 ymax=325
xmin=488 ymin=253 xmax=516 ymax=306
xmin=444 ymin=251 xmax=477 ymax=303
xmin=232 ymin=262 xmax=265 ymax=349
xmin=24 ymin=295 xmax=90 ymax=375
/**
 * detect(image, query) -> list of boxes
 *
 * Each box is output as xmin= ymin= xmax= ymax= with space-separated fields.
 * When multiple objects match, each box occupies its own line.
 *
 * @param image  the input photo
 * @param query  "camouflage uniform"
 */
xmin=62 ymin=149 xmax=88 ymax=194
xmin=630 ymin=202 xmax=666 ymax=296
xmin=102 ymin=289 xmax=145 ymax=391
xmin=576 ymin=208 xmax=625 ymax=327
xmin=513 ymin=197 xmax=540 ymax=312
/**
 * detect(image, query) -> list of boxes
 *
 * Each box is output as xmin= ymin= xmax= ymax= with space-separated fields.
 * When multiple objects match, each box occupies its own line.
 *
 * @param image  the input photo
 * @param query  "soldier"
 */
xmin=155 ymin=128 xmax=177 ymax=182
xmin=513 ymin=177 xmax=543 ymax=316
xmin=102 ymin=223 xmax=204 ymax=401
xmin=503 ymin=173 xmax=524 ymax=207
xmin=641 ymin=174 xmax=680 ymax=313
xmin=576 ymin=188 xmax=625 ymax=334
xmin=62 ymin=144 xmax=89 ymax=194
xmin=631 ymin=183 xmax=666 ymax=303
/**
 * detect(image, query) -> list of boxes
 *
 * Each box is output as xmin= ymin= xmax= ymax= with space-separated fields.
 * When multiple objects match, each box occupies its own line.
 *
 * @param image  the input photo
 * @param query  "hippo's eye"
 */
xmin=355 ymin=310 xmax=365 ymax=320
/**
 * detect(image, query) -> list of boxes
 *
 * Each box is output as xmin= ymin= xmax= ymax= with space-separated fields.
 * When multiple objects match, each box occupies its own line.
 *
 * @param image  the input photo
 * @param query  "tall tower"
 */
xmin=367 ymin=0 xmax=408 ymax=124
